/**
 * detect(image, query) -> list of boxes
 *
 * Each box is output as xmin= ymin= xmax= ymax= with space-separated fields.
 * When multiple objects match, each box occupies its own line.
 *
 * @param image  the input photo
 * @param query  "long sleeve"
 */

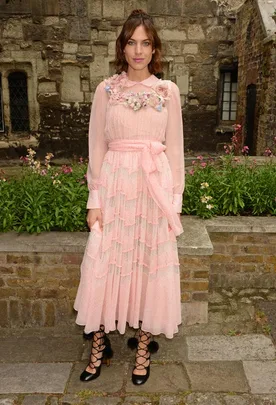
xmin=165 ymin=81 xmax=185 ymax=213
xmin=86 ymin=81 xmax=109 ymax=209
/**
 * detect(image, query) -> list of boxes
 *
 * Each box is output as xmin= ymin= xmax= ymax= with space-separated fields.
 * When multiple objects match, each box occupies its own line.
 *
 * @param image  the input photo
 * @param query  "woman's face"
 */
xmin=124 ymin=24 xmax=155 ymax=74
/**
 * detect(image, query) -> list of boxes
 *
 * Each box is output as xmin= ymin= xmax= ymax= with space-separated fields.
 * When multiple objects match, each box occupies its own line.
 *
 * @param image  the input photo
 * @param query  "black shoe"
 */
xmin=127 ymin=329 xmax=159 ymax=385
xmin=80 ymin=327 xmax=113 ymax=382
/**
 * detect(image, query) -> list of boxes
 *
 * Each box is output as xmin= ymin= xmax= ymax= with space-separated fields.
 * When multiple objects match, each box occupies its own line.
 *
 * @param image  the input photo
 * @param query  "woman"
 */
xmin=74 ymin=9 xmax=185 ymax=386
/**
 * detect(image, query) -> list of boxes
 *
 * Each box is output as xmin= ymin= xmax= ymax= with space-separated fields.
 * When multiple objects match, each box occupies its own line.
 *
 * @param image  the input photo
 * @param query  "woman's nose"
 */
xmin=135 ymin=44 xmax=142 ymax=54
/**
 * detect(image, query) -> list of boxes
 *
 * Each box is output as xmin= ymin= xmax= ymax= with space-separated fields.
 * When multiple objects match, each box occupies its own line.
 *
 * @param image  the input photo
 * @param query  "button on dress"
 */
xmin=74 ymin=71 xmax=185 ymax=339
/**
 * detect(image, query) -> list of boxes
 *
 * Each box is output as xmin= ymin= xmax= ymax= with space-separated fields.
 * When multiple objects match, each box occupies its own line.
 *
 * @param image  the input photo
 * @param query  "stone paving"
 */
xmin=0 ymin=332 xmax=276 ymax=405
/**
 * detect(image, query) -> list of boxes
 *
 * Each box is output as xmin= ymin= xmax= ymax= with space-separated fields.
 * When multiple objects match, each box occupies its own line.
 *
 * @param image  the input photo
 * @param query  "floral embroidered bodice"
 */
xmin=86 ymin=71 xmax=185 ymax=214
xmin=104 ymin=71 xmax=172 ymax=112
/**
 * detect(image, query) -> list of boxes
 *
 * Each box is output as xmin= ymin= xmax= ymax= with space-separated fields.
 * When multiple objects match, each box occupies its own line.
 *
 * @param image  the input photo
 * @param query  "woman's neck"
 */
xmin=126 ymin=67 xmax=151 ymax=82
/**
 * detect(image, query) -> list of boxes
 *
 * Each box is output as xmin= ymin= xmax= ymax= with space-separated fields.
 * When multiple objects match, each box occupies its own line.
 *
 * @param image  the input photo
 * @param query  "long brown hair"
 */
xmin=115 ymin=9 xmax=162 ymax=74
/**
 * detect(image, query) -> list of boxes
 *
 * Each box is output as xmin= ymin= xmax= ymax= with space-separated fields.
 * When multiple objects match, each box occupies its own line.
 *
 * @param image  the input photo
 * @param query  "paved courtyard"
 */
xmin=0 ymin=329 xmax=276 ymax=405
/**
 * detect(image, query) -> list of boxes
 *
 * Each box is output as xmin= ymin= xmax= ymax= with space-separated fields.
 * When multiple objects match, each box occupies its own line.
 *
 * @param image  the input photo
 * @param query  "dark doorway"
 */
xmin=245 ymin=84 xmax=256 ymax=155
xmin=8 ymin=71 xmax=30 ymax=132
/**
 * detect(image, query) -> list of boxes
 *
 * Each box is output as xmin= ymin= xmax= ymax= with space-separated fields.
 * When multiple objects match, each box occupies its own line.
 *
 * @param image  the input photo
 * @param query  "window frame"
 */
xmin=0 ymin=73 xmax=4 ymax=132
xmin=220 ymin=67 xmax=238 ymax=123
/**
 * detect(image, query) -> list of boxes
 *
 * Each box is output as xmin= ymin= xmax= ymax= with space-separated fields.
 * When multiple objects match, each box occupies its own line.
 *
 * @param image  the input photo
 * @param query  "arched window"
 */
xmin=8 ymin=71 xmax=30 ymax=132
xmin=0 ymin=74 xmax=4 ymax=132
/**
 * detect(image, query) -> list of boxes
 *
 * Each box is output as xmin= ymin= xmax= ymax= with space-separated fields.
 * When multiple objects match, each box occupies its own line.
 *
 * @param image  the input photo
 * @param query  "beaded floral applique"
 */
xmin=104 ymin=71 xmax=171 ymax=112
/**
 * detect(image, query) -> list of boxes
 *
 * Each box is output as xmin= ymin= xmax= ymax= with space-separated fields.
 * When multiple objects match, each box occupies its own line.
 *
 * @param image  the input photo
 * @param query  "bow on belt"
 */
xmin=108 ymin=139 xmax=183 ymax=237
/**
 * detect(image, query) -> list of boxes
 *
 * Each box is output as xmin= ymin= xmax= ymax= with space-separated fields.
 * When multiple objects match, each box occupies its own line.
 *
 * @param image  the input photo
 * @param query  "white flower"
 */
xmin=200 ymin=182 xmax=209 ymax=189
xmin=53 ymin=179 xmax=61 ymax=186
xmin=206 ymin=204 xmax=214 ymax=210
xmin=201 ymin=195 xmax=213 ymax=203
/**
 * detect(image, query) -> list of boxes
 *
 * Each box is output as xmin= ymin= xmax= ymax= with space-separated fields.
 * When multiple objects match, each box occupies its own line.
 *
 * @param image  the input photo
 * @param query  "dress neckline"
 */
xmin=122 ymin=71 xmax=159 ymax=88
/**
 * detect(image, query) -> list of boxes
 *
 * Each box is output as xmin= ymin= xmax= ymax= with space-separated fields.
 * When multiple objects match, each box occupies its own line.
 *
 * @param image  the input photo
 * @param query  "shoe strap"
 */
xmin=135 ymin=330 xmax=152 ymax=371
xmin=89 ymin=328 xmax=106 ymax=368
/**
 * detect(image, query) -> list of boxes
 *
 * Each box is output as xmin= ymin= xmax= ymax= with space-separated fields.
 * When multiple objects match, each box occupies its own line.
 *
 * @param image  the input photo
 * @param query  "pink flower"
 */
xmin=20 ymin=156 xmax=29 ymax=164
xmin=40 ymin=169 xmax=47 ymax=176
xmin=197 ymin=155 xmax=203 ymax=161
xmin=192 ymin=160 xmax=196 ymax=165
xmin=201 ymin=162 xmax=207 ymax=168
xmin=153 ymin=82 xmax=171 ymax=99
xmin=189 ymin=169 xmax=195 ymax=176
xmin=264 ymin=148 xmax=273 ymax=157
xmin=242 ymin=146 xmax=249 ymax=155
xmin=62 ymin=165 xmax=73 ymax=174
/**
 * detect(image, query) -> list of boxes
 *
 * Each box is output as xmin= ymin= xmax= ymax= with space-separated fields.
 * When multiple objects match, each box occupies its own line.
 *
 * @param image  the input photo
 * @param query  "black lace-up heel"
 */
xmin=127 ymin=328 xmax=159 ymax=385
xmin=80 ymin=326 xmax=113 ymax=382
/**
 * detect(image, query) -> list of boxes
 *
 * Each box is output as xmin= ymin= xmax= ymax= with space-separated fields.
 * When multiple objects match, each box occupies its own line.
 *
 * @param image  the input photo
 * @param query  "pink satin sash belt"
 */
xmin=108 ymin=139 xmax=183 ymax=237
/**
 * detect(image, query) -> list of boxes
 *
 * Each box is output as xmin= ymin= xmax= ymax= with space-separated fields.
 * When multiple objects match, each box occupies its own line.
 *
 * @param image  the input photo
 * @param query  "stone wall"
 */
xmin=209 ymin=232 xmax=276 ymax=315
xmin=234 ymin=0 xmax=276 ymax=155
xmin=0 ymin=0 xmax=245 ymax=157
xmin=0 ymin=216 xmax=275 ymax=331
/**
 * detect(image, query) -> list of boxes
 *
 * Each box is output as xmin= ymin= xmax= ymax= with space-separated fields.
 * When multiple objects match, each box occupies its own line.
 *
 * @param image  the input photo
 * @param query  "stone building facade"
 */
xmin=235 ymin=0 xmax=276 ymax=155
xmin=0 ymin=0 xmax=267 ymax=158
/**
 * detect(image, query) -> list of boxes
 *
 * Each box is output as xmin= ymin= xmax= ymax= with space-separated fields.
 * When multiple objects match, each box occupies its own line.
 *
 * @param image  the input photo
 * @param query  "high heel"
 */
xmin=127 ymin=329 xmax=159 ymax=385
xmin=80 ymin=327 xmax=113 ymax=382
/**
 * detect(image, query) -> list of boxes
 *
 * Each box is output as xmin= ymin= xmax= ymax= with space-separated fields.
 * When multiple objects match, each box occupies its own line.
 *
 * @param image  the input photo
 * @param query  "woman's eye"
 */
xmin=127 ymin=41 xmax=134 ymax=45
xmin=143 ymin=42 xmax=150 ymax=46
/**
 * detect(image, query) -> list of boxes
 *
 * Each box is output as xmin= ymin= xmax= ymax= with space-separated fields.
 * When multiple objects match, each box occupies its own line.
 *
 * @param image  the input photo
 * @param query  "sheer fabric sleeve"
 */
xmin=164 ymin=81 xmax=185 ymax=213
xmin=86 ymin=81 xmax=109 ymax=209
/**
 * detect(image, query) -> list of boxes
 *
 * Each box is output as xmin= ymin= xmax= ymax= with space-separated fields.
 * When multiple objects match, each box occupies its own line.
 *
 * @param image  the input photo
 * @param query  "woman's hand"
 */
xmin=87 ymin=208 xmax=103 ymax=231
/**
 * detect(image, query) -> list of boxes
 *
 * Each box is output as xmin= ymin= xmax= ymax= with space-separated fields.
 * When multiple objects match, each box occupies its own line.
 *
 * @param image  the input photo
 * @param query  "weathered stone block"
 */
xmin=160 ymin=29 xmax=187 ymax=41
xmin=87 ymin=0 xmax=102 ymax=18
xmin=165 ymin=41 xmax=182 ymax=56
xmin=38 ymin=93 xmax=60 ymax=104
xmin=81 ymin=80 xmax=90 ymax=92
xmin=75 ymin=0 xmax=87 ymax=17
xmin=98 ymin=30 xmax=117 ymax=41
xmin=61 ymin=65 xmax=83 ymax=102
xmin=125 ymin=0 xmax=148 ymax=16
xmin=69 ymin=17 xmax=90 ymax=41
xmin=108 ymin=41 xmax=116 ymax=56
xmin=23 ymin=24 xmax=48 ymax=41
xmin=148 ymin=0 xmax=181 ymax=15
xmin=182 ymin=301 xmax=208 ymax=325
xmin=38 ymin=81 xmax=57 ymax=94
xmin=183 ymin=43 xmax=199 ymax=54
xmin=0 ymin=300 xmax=8 ymax=327
xmin=103 ymin=0 xmax=124 ymax=19
xmin=206 ymin=26 xmax=228 ymax=40
xmin=63 ymin=42 xmax=78 ymax=54
xmin=32 ymin=301 xmax=43 ymax=325
xmin=76 ymin=53 xmax=94 ymax=63
xmin=186 ymin=361 xmax=249 ymax=393
xmin=89 ymin=56 xmax=107 ymax=77
xmin=44 ymin=301 xmax=55 ymax=327
xmin=16 ymin=266 xmax=32 ymax=278
xmin=3 ymin=20 xmax=23 ymax=39
xmin=92 ymin=44 xmax=108 ymax=56
xmin=176 ymin=73 xmax=189 ymax=94
xmin=187 ymin=24 xmax=205 ymax=40
xmin=44 ymin=17 xmax=59 ymax=25
xmin=183 ymin=0 xmax=213 ymax=16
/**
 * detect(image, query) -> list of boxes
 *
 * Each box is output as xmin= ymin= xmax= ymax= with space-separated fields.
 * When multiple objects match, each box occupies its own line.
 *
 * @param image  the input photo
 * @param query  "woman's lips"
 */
xmin=133 ymin=58 xmax=144 ymax=62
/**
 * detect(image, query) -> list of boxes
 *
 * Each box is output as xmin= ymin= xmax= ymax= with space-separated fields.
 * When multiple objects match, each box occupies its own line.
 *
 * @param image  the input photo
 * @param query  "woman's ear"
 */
xmin=152 ymin=49 xmax=155 ymax=54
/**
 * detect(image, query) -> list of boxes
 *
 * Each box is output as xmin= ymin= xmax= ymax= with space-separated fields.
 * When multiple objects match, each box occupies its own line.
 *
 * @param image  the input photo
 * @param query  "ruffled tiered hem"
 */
xmin=74 ymin=150 xmax=182 ymax=339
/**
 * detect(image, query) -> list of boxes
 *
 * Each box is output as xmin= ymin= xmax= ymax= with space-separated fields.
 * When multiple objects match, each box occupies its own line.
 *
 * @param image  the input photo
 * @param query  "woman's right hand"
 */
xmin=87 ymin=208 xmax=103 ymax=231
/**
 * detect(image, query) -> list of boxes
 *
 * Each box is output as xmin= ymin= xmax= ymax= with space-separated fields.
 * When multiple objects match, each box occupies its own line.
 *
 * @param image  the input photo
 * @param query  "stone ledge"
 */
xmin=0 ymin=216 xmax=213 ymax=256
xmin=204 ymin=216 xmax=276 ymax=233
xmin=0 ymin=216 xmax=275 ymax=255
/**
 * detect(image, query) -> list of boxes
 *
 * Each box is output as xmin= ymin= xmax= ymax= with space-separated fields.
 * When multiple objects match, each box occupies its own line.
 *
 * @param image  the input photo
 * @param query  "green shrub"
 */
xmin=0 ymin=143 xmax=276 ymax=234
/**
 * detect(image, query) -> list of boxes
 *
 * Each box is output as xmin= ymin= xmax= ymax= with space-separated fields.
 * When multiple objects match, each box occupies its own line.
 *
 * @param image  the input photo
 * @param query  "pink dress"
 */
xmin=74 ymin=71 xmax=185 ymax=339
